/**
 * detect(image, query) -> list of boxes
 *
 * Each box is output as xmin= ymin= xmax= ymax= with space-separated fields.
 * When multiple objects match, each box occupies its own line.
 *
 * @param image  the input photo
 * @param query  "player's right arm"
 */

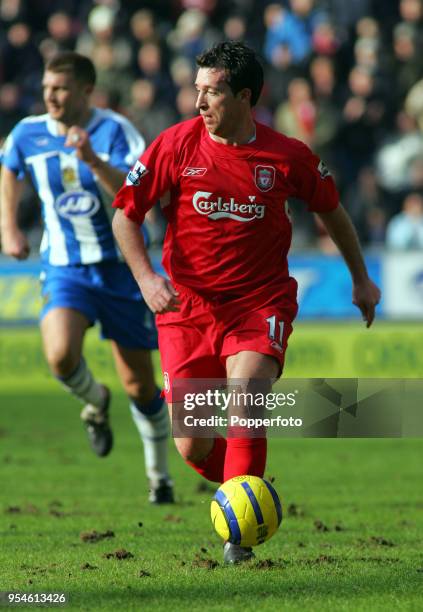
xmin=0 ymin=166 xmax=29 ymax=260
xmin=112 ymin=209 xmax=179 ymax=314
xmin=112 ymin=127 xmax=180 ymax=314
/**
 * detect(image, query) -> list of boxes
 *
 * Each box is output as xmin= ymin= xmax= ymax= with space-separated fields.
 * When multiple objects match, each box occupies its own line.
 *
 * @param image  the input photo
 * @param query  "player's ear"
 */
xmin=84 ymin=83 xmax=95 ymax=97
xmin=237 ymin=88 xmax=252 ymax=104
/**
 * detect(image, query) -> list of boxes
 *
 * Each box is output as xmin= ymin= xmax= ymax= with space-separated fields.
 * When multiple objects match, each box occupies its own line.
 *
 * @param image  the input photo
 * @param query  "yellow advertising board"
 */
xmin=1 ymin=323 xmax=422 ymax=391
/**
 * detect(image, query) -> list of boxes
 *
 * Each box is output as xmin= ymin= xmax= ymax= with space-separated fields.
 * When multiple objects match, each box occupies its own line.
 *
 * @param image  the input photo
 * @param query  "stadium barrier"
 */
xmin=1 ymin=253 xmax=422 ymax=383
xmin=1 ymin=252 xmax=422 ymax=324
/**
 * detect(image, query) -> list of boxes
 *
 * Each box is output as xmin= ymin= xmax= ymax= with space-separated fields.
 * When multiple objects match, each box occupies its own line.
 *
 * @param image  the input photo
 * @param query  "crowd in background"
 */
xmin=1 ymin=0 xmax=423 ymax=251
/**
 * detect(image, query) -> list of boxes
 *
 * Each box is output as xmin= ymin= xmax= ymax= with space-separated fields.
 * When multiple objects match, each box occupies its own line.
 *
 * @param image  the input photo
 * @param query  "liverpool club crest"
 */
xmin=255 ymin=165 xmax=275 ymax=192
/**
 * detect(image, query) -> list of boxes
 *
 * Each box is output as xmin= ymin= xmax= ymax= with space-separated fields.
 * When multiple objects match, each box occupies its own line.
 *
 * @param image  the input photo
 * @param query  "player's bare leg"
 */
xmin=226 ymin=350 xmax=280 ymax=379
xmin=112 ymin=343 xmax=174 ymax=503
xmin=172 ymin=429 xmax=214 ymax=464
xmin=40 ymin=307 xmax=112 ymax=456
xmin=41 ymin=308 xmax=88 ymax=377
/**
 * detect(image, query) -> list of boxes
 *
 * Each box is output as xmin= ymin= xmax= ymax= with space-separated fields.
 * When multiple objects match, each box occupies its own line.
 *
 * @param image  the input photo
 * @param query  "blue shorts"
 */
xmin=40 ymin=261 xmax=158 ymax=350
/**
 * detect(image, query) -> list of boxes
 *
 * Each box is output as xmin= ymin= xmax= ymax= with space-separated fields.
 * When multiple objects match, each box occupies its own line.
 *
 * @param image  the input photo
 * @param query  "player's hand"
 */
xmin=352 ymin=279 xmax=381 ymax=328
xmin=139 ymin=273 xmax=180 ymax=314
xmin=1 ymin=226 xmax=30 ymax=259
xmin=65 ymin=126 xmax=98 ymax=166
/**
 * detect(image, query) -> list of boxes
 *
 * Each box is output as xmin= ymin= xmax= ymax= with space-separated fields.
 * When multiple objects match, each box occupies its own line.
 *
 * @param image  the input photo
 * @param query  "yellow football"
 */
xmin=210 ymin=475 xmax=282 ymax=547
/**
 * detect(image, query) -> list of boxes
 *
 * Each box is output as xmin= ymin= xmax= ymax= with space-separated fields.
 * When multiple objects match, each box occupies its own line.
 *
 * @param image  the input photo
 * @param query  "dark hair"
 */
xmin=196 ymin=41 xmax=263 ymax=106
xmin=45 ymin=52 xmax=96 ymax=86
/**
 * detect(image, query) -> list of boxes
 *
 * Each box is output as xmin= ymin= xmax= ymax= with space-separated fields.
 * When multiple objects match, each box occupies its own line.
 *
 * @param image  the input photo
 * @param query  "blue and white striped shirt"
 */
xmin=2 ymin=108 xmax=145 ymax=266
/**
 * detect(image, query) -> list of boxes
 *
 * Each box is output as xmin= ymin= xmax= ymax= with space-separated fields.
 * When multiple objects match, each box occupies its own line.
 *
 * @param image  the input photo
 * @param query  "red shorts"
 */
xmin=156 ymin=282 xmax=298 ymax=401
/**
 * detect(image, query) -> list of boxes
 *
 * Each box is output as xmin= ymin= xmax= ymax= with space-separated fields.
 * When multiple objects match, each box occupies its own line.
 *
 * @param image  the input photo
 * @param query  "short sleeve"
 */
xmin=112 ymin=130 xmax=176 ymax=225
xmin=1 ymin=126 xmax=26 ymax=180
xmin=289 ymin=141 xmax=339 ymax=213
xmin=108 ymin=117 xmax=145 ymax=171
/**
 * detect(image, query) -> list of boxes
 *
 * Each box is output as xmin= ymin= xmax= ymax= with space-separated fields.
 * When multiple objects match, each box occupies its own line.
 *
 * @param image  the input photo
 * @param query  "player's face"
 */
xmin=195 ymin=67 xmax=248 ymax=139
xmin=42 ymin=70 xmax=91 ymax=126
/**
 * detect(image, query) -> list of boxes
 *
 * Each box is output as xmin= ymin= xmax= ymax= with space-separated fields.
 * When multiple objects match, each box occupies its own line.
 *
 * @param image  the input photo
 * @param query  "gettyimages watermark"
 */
xmin=170 ymin=378 xmax=423 ymax=438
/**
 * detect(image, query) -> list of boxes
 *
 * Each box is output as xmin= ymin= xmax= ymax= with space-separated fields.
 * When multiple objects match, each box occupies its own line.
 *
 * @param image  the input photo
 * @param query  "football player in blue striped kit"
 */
xmin=0 ymin=52 xmax=173 ymax=504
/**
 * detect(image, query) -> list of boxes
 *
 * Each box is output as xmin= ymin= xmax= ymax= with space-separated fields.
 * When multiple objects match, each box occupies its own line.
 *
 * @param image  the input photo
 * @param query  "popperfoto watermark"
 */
xmin=172 ymin=378 xmax=303 ymax=438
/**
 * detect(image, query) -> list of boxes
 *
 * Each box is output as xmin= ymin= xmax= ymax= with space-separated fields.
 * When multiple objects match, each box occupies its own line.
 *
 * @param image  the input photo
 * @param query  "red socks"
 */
xmin=224 ymin=437 xmax=267 ymax=481
xmin=185 ymin=435 xmax=226 ymax=483
xmin=184 ymin=435 xmax=267 ymax=484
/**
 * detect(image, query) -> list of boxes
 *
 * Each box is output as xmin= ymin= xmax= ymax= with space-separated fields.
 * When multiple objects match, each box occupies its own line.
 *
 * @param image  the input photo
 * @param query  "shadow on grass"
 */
xmin=64 ymin=568 xmax=422 ymax=610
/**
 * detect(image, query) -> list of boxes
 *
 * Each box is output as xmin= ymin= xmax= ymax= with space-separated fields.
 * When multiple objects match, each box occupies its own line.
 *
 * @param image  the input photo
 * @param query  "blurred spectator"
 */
xmin=375 ymin=110 xmax=423 ymax=213
xmin=1 ymin=21 xmax=43 ymax=112
xmin=337 ymin=65 xmax=389 ymax=183
xmin=92 ymin=42 xmax=133 ymax=108
xmin=136 ymin=42 xmax=175 ymax=106
xmin=0 ymin=83 xmax=22 ymax=140
xmin=388 ymin=23 xmax=423 ymax=107
xmin=356 ymin=15 xmax=380 ymax=40
xmin=252 ymin=83 xmax=274 ymax=128
xmin=46 ymin=12 xmax=76 ymax=51
xmin=353 ymin=37 xmax=379 ymax=72
xmin=38 ymin=37 xmax=62 ymax=64
xmin=324 ymin=0 xmax=373 ymax=30
xmin=399 ymin=0 xmax=423 ymax=29
xmin=264 ymin=0 xmax=327 ymax=67
xmin=310 ymin=56 xmax=335 ymax=99
xmin=262 ymin=5 xmax=300 ymax=105
xmin=405 ymin=78 xmax=423 ymax=130
xmin=167 ymin=8 xmax=220 ymax=62
xmin=1 ymin=22 xmax=42 ymax=83
xmin=312 ymin=20 xmax=340 ymax=57
xmin=90 ymin=87 xmax=118 ymax=111
xmin=130 ymin=9 xmax=160 ymax=46
xmin=274 ymin=78 xmax=316 ymax=146
xmin=127 ymin=79 xmax=177 ymax=145
xmin=343 ymin=166 xmax=387 ymax=247
xmin=76 ymin=4 xmax=132 ymax=70
xmin=0 ymin=0 xmax=27 ymax=25
xmin=308 ymin=56 xmax=342 ymax=164
xmin=175 ymin=84 xmax=198 ymax=120
xmin=170 ymin=56 xmax=195 ymax=88
xmin=386 ymin=192 xmax=423 ymax=249
xmin=223 ymin=14 xmax=247 ymax=42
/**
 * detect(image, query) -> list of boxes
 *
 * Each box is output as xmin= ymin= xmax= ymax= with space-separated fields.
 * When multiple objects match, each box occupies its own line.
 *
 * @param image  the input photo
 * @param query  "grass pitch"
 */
xmin=0 ymin=325 xmax=422 ymax=611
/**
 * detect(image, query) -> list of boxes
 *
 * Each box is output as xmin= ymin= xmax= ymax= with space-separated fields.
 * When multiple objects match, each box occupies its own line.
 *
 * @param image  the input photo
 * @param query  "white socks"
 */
xmin=58 ymin=358 xmax=105 ymax=408
xmin=130 ymin=398 xmax=171 ymax=487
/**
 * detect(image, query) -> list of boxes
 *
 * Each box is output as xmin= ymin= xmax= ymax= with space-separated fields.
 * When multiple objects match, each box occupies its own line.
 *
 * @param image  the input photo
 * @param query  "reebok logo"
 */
xmin=183 ymin=167 xmax=207 ymax=176
xmin=192 ymin=191 xmax=265 ymax=222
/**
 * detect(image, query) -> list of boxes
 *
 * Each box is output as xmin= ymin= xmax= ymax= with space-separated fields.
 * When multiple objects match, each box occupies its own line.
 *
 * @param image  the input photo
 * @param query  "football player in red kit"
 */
xmin=112 ymin=42 xmax=380 ymax=564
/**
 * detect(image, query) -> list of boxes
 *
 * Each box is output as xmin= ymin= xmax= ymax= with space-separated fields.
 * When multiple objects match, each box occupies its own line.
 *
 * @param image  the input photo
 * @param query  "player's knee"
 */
xmin=120 ymin=372 xmax=157 ymax=403
xmin=174 ymin=438 xmax=210 ymax=464
xmin=44 ymin=344 xmax=78 ymax=378
xmin=124 ymin=379 xmax=154 ymax=403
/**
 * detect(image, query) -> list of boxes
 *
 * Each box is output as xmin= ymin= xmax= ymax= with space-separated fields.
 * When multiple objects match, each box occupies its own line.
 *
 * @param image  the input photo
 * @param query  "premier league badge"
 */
xmin=317 ymin=160 xmax=331 ymax=179
xmin=255 ymin=165 xmax=275 ymax=192
xmin=126 ymin=160 xmax=149 ymax=186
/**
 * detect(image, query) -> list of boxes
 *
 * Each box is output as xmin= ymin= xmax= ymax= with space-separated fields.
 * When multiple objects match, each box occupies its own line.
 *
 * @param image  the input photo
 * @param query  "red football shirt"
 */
xmin=113 ymin=116 xmax=339 ymax=298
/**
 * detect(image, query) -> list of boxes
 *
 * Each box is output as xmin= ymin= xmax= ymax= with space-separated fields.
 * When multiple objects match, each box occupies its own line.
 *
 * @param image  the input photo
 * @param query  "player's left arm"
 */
xmin=316 ymin=204 xmax=381 ymax=327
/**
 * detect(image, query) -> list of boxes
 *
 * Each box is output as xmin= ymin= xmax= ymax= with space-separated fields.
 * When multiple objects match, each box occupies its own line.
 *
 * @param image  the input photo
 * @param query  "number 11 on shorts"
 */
xmin=266 ymin=315 xmax=284 ymax=345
